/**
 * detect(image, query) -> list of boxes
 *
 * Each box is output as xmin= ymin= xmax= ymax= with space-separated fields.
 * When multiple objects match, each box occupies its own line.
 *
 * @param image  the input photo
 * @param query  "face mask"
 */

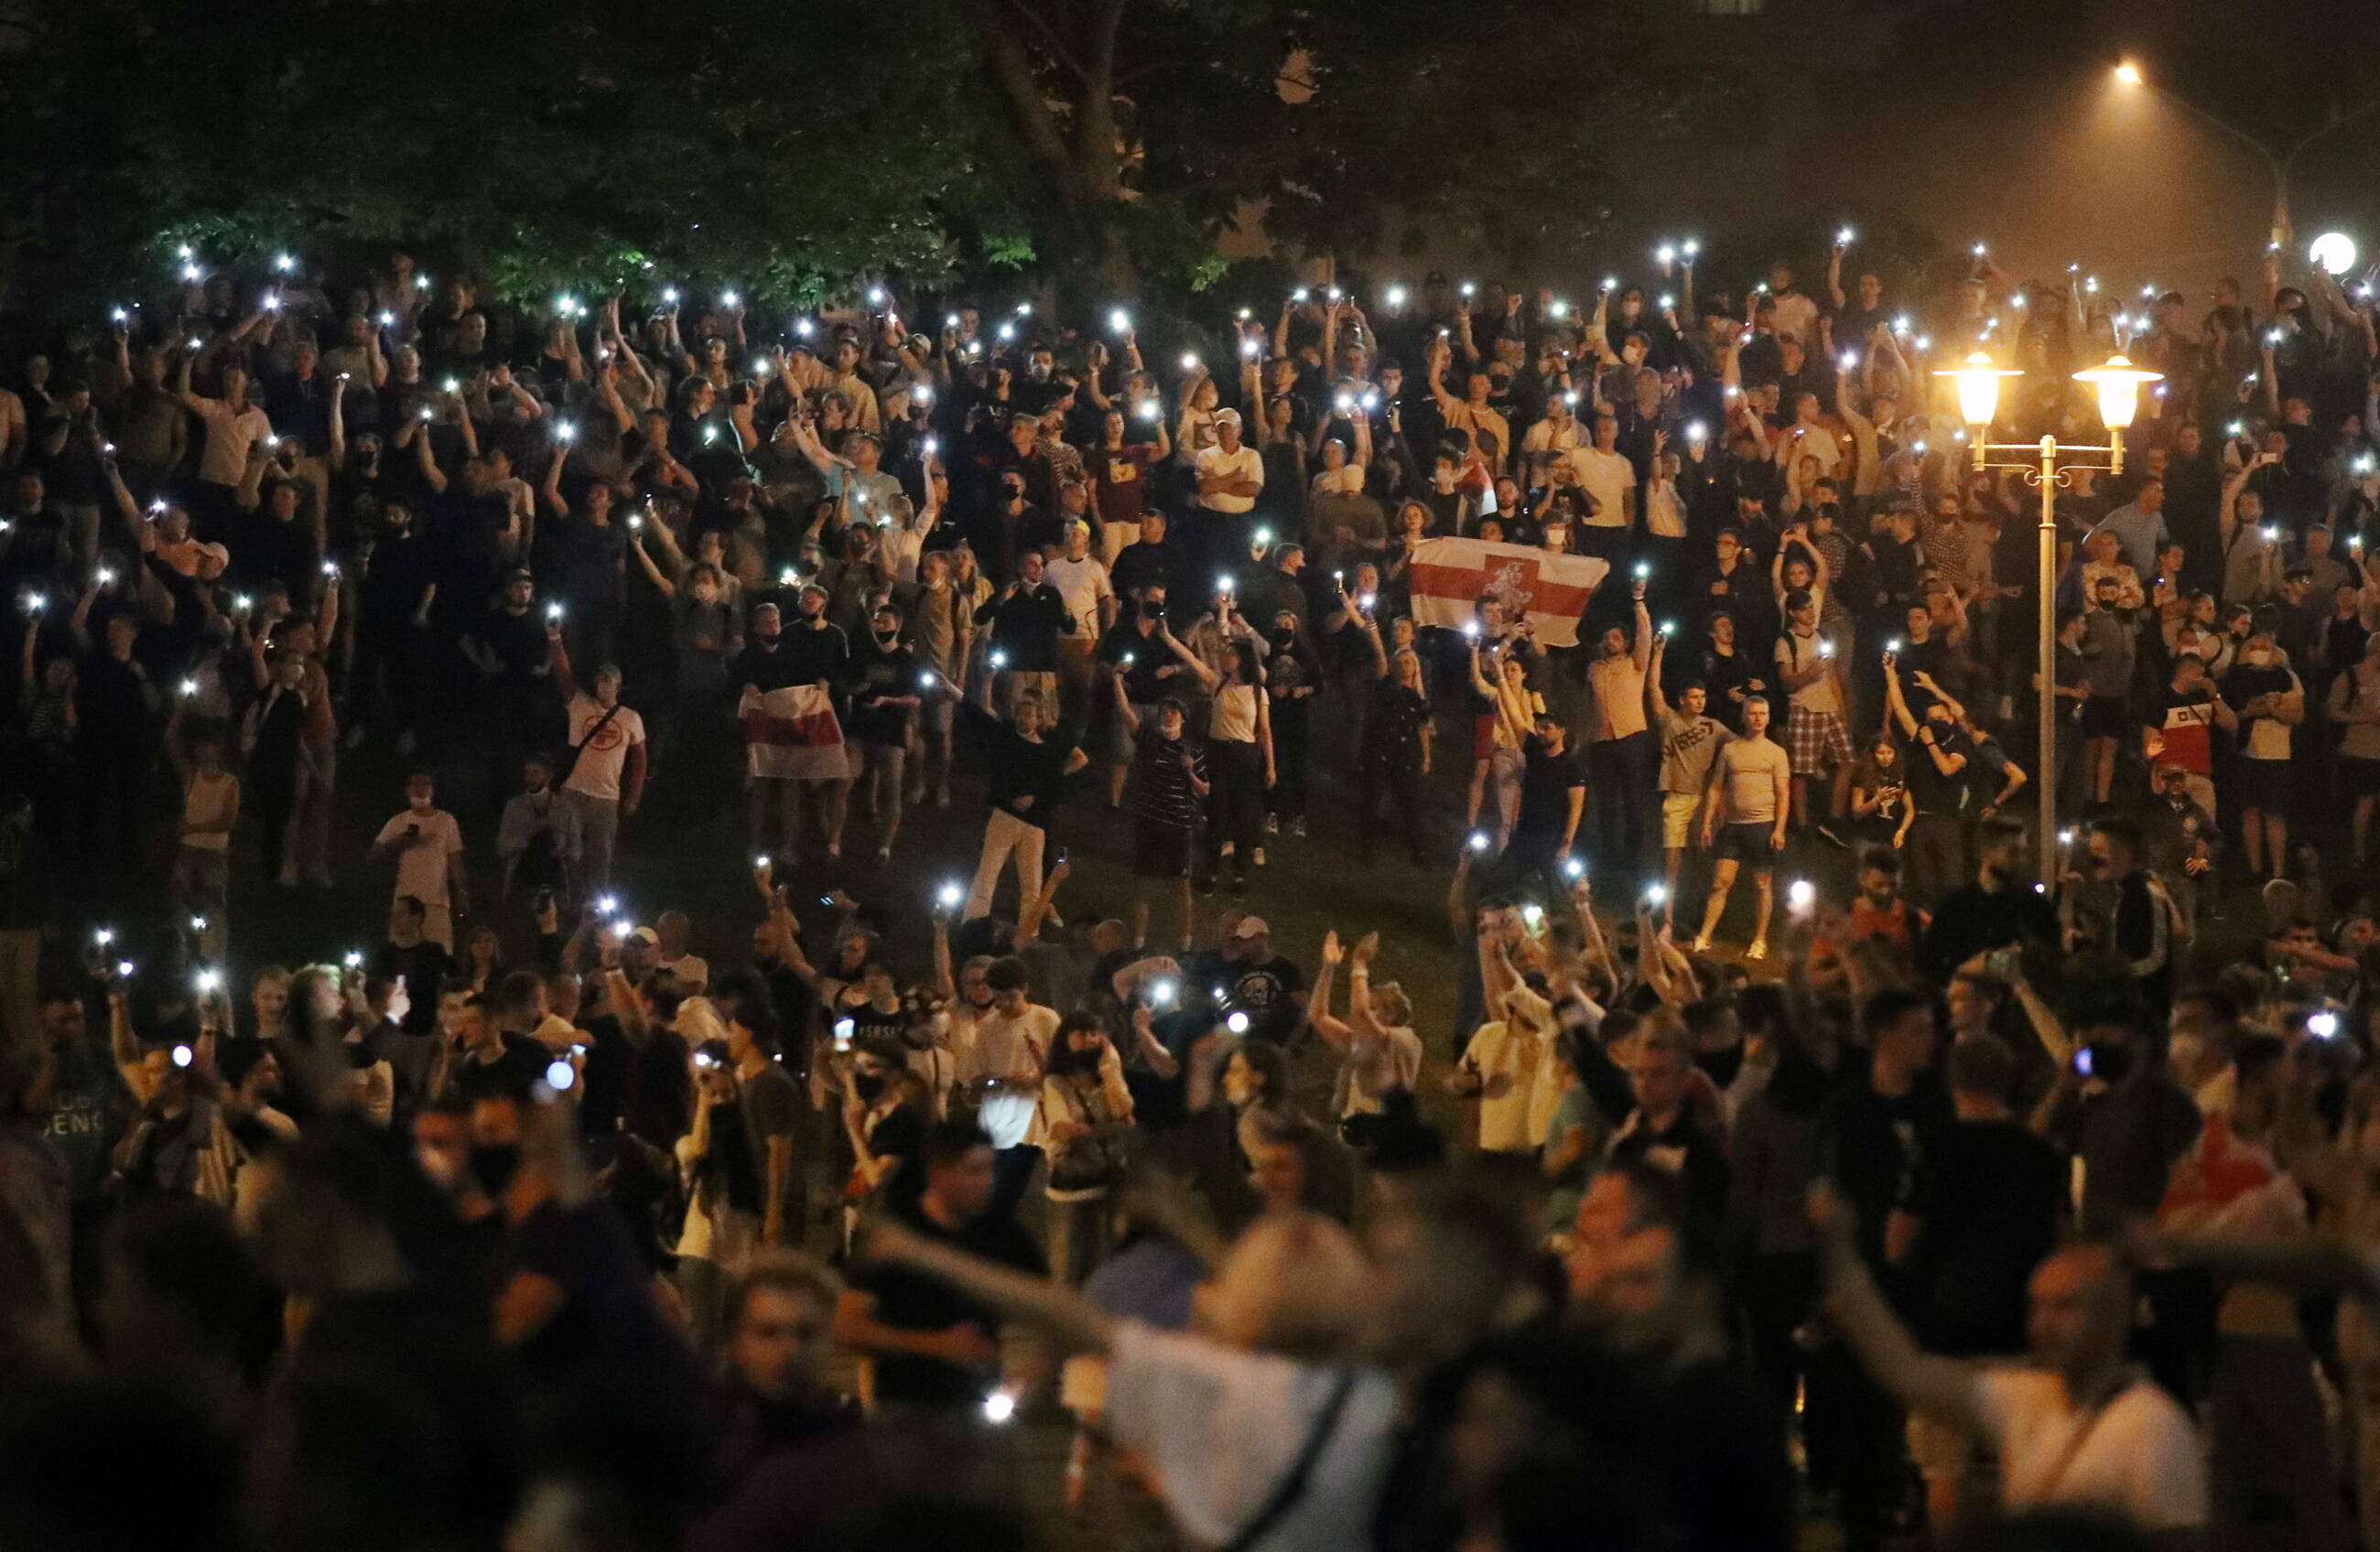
xmin=468 ymin=1143 xmax=521 ymax=1196
xmin=2082 ymin=1040 xmax=2132 ymax=1085
xmin=853 ymin=1071 xmax=888 ymax=1103
xmin=1271 ymin=628 xmax=1296 ymax=647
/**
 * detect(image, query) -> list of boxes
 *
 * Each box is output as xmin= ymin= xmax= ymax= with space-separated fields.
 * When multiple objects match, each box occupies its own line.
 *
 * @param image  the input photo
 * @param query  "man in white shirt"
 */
xmin=1194 ymin=407 xmax=1264 ymax=569
xmin=176 ymin=355 xmax=274 ymax=523
xmin=955 ymin=957 xmax=1058 ymax=1208
xmin=368 ymin=771 xmax=470 ymax=948
xmin=1520 ymin=393 xmax=1585 ymax=487
xmin=1816 ymin=1194 xmax=2209 ymax=1542
xmin=1767 ymin=262 xmax=1822 ymax=353
xmin=555 ymin=654 xmax=646 ymax=891
xmin=1044 ymin=517 xmax=1116 ymax=707
xmin=1566 ymin=412 xmax=1637 ymax=555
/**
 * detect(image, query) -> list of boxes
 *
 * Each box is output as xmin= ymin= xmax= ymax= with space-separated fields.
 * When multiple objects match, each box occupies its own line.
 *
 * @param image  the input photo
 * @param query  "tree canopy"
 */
xmin=0 ymin=0 xmax=1704 ymax=314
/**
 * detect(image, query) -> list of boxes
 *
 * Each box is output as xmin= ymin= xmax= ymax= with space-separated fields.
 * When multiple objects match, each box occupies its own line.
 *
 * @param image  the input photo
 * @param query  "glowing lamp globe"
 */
xmin=1936 ymin=350 xmax=2019 ymax=429
xmin=2072 ymin=353 xmax=2162 ymax=430
xmin=2310 ymin=232 xmax=2358 ymax=277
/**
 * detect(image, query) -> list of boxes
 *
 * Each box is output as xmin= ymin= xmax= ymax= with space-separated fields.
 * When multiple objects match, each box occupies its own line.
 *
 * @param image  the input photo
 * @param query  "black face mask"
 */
xmin=2082 ymin=1040 xmax=2133 ymax=1085
xmin=468 ymin=1143 xmax=521 ymax=1196
xmin=1271 ymin=628 xmax=1296 ymax=647
xmin=853 ymin=1072 xmax=888 ymax=1103
xmin=1142 ymin=599 xmax=1166 ymax=620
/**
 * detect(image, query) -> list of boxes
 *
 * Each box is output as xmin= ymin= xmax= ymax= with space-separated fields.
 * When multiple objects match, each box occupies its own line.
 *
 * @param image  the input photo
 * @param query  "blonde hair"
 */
xmin=1368 ymin=979 xmax=1413 ymax=1029
xmin=1200 ymin=1211 xmax=1376 ymax=1361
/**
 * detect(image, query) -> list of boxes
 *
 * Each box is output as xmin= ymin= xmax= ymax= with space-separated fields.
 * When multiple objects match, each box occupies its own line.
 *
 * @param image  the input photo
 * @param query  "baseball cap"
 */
xmin=627 ymin=926 xmax=660 ymax=946
xmin=1232 ymin=916 xmax=1269 ymax=940
xmin=1215 ymin=407 xmax=1243 ymax=427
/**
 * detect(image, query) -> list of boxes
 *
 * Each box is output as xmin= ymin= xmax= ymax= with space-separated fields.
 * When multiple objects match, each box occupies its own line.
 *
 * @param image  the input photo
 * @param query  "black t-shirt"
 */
xmin=1189 ymin=948 xmax=1306 ymax=1044
xmin=849 ymin=1195 xmax=1045 ymax=1406
xmin=372 ymin=938 xmax=458 ymax=1035
xmin=1917 ymin=1118 xmax=2065 ymax=1356
xmin=845 ymin=636 xmax=918 ymax=746
xmin=1903 ymin=724 xmax=1973 ymax=816
xmin=1514 ymin=741 xmax=1585 ymax=839
xmin=450 ymin=1031 xmax=551 ymax=1102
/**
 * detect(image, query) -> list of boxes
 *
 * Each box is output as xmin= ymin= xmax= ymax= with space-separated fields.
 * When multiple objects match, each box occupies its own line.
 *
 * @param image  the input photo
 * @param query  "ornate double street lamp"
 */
xmin=1937 ymin=350 xmax=2162 ymax=881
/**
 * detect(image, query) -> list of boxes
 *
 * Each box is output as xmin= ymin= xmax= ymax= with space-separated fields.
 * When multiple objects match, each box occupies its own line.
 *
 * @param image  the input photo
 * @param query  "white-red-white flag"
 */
xmin=1407 ymin=538 xmax=1607 ymax=648
xmin=738 ymin=682 xmax=851 ymax=781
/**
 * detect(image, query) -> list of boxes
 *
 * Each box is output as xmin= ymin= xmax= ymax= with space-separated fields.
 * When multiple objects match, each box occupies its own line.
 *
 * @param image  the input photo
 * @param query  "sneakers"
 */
xmin=1263 ymin=814 xmax=1279 ymax=835
xmin=1746 ymin=939 xmax=1769 ymax=962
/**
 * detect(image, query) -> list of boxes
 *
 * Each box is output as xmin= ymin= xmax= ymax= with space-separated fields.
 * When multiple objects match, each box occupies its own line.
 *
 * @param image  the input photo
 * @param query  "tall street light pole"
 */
xmin=2114 ymin=59 xmax=2380 ymax=253
xmin=1939 ymin=350 xmax=2162 ymax=884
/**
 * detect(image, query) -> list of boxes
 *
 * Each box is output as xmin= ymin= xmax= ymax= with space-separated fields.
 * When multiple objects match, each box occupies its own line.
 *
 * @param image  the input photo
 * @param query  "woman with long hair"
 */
xmin=1358 ymin=637 xmax=1434 ymax=866
xmin=1039 ymin=1010 xmax=1136 ymax=1286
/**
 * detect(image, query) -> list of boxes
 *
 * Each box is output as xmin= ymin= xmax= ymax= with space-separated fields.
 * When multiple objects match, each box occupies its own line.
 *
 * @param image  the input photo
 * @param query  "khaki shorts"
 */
xmin=1661 ymin=792 xmax=1702 ymax=850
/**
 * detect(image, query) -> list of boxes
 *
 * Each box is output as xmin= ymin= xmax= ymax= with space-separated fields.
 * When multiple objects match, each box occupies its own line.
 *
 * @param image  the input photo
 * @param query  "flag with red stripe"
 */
xmin=738 ymin=682 xmax=852 ymax=781
xmin=1408 ymin=538 xmax=1607 ymax=648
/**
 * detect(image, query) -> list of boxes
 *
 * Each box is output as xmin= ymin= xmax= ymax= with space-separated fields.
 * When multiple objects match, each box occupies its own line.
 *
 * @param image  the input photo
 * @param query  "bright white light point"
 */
xmin=2311 ymin=232 xmax=2358 ymax=276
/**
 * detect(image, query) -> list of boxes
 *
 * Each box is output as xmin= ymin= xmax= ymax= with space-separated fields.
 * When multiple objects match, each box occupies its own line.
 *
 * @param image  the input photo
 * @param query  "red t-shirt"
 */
xmin=1091 ymin=444 xmax=1162 ymax=525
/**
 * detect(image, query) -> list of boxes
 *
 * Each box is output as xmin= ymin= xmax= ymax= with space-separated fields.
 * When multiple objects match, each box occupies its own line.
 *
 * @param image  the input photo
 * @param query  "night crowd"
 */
xmin=6 ymin=232 xmax=2380 ymax=1552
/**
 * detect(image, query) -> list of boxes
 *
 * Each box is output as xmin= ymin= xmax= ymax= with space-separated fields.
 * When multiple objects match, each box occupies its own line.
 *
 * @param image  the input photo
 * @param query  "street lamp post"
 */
xmin=1938 ymin=350 xmax=2161 ymax=883
xmin=2113 ymin=60 xmax=2380 ymax=253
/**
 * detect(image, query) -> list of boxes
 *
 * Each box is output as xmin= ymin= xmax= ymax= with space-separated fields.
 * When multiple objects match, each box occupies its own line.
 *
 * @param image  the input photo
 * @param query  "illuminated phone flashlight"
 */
xmin=195 ymin=968 xmax=221 ymax=994
xmin=418 ymin=406 xmax=434 ymax=422
xmin=1179 ymin=352 xmax=1201 ymax=372
xmin=1914 ymin=335 xmax=1931 ymax=350
xmin=596 ymin=894 xmax=620 ymax=917
xmin=180 ymin=263 xmax=200 ymax=283
xmin=2227 ymin=420 xmax=2245 ymax=437
xmin=989 ymin=649 xmax=1009 ymax=669
xmin=1466 ymin=830 xmax=1491 ymax=855
xmin=1358 ymin=592 xmax=1376 ymax=611
xmin=982 ymin=1388 xmax=1019 ymax=1425
xmin=171 ymin=1044 xmax=193 ymax=1069
xmin=1633 ymin=561 xmax=1650 ymax=580
xmin=544 ymin=602 xmax=564 ymax=623
xmin=320 ymin=560 xmax=339 ymax=578
xmin=95 ymin=566 xmax=116 ymax=587
xmin=1885 ymin=637 xmax=1902 ymax=654
xmin=1520 ymin=902 xmax=1544 ymax=930
xmin=719 ymin=290 xmax=740 ymax=307
xmin=178 ymin=676 xmax=198 ymax=697
xmin=1563 ymin=389 xmax=1580 ymax=407
xmin=1656 ymin=243 xmax=1676 ymax=266
xmin=1014 ymin=301 xmax=1034 ymax=317
xmin=1659 ymin=620 xmax=1676 ymax=636
xmin=544 ymin=1059 xmax=577 ymax=1092
xmin=1549 ymin=298 xmax=1570 ymax=319
xmin=2309 ymin=1011 xmax=2342 ymax=1040
xmin=1461 ymin=618 xmax=1481 ymax=640
xmin=1217 ymin=574 xmax=1235 ymax=595
xmin=378 ymin=310 xmax=395 ymax=328
xmin=115 ymin=959 xmax=135 ymax=979
xmin=1971 ymin=242 xmax=1987 ymax=257
xmin=868 ymin=285 xmax=888 ymax=307
xmin=111 ymin=306 xmax=129 ymax=323
xmin=188 ymin=915 xmax=208 ymax=932
xmin=834 ymin=1018 xmax=856 ymax=1050
xmin=2264 ymin=526 xmax=2279 ymax=544
xmin=795 ymin=318 xmax=817 ymax=340
xmin=176 ymin=242 xmax=193 ymax=260
xmin=1384 ymin=284 xmax=1408 ymax=307
xmin=263 ymin=291 xmax=283 ymax=313
xmin=556 ymin=420 xmax=578 ymax=444
xmin=1659 ymin=293 xmax=1675 ymax=309
xmin=936 ymin=881 xmax=965 ymax=912
xmin=1685 ymin=421 xmax=1707 ymax=444
xmin=1788 ymin=878 xmax=1815 ymax=912
xmin=232 ymin=593 xmax=253 ymax=613
xmin=415 ymin=274 xmax=430 ymax=291
xmin=1107 ymin=307 xmax=1131 ymax=334
xmin=995 ymin=322 xmax=1015 ymax=344
xmin=662 ymin=286 xmax=680 ymax=305
xmin=1839 ymin=352 xmax=1860 ymax=372
xmin=1836 ymin=226 xmax=1855 ymax=246
xmin=1643 ymin=882 xmax=1668 ymax=906
xmin=1459 ymin=280 xmax=1477 ymax=298
xmin=343 ymin=950 xmax=364 ymax=970
xmin=779 ymin=567 xmax=799 ymax=587
xmin=1219 ymin=1008 xmax=1250 ymax=1037
xmin=1289 ymin=287 xmax=1310 ymax=305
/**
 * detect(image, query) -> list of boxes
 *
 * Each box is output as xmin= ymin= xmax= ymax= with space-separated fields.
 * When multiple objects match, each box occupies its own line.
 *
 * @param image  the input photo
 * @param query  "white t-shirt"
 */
xmin=1195 ymin=443 xmax=1265 ymax=515
xmin=374 ymin=807 xmax=464 ymax=906
xmin=1770 ymin=290 xmax=1822 ymax=350
xmin=561 ymin=693 xmax=647 ymax=803
xmin=1104 ymin=1322 xmax=1398 ymax=1552
xmin=1644 ymin=478 xmax=1688 ymax=539
xmin=1975 ymin=1369 xmax=2208 ymax=1531
xmin=656 ymin=951 xmax=710 ymax=993
xmin=1461 ymin=1018 xmax=1549 ymax=1153
xmin=1567 ymin=447 xmax=1637 ymax=529
xmin=1044 ymin=555 xmax=1114 ymax=634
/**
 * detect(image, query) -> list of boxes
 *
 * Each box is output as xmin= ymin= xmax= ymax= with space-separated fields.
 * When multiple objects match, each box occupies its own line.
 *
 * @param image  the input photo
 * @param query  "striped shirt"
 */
xmin=1130 ymin=731 xmax=1208 ymax=826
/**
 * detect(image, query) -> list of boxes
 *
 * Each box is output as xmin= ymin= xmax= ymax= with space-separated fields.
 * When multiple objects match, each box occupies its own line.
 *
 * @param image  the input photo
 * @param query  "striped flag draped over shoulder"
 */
xmin=1407 ymin=538 xmax=1608 ymax=648
xmin=738 ymin=682 xmax=852 ymax=781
